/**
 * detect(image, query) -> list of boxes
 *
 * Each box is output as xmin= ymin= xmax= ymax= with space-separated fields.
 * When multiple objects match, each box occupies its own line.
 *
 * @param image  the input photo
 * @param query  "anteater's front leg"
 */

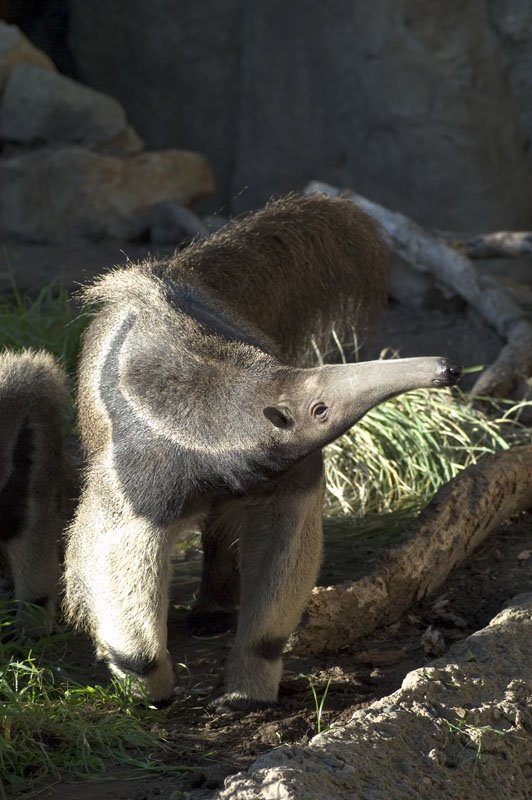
xmin=64 ymin=481 xmax=176 ymax=706
xmin=6 ymin=513 xmax=60 ymax=636
xmin=213 ymin=454 xmax=325 ymax=712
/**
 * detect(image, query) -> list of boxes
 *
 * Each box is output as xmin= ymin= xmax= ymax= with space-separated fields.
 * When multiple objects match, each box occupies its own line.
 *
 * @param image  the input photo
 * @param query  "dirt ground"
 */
xmin=33 ymin=510 xmax=532 ymax=800
xmin=2 ymin=237 xmax=530 ymax=799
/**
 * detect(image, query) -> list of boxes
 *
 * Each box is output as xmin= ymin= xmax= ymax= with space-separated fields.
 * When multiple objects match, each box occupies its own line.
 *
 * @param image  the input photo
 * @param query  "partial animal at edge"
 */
xmin=0 ymin=349 xmax=74 ymax=636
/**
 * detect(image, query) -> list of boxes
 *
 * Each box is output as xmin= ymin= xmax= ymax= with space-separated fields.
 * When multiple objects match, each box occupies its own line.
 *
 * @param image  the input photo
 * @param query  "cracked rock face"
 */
xmin=218 ymin=594 xmax=532 ymax=799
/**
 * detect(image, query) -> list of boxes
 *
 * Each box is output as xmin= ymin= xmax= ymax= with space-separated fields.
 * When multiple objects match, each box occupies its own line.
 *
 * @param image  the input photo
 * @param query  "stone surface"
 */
xmin=68 ymin=1 xmax=532 ymax=229
xmin=0 ymin=63 xmax=142 ymax=152
xmin=487 ymin=1 xmax=532 ymax=146
xmin=0 ymin=147 xmax=214 ymax=242
xmin=218 ymin=594 xmax=532 ymax=799
xmin=0 ymin=19 xmax=55 ymax=90
xmin=232 ymin=0 xmax=532 ymax=228
xmin=68 ymin=0 xmax=242 ymax=211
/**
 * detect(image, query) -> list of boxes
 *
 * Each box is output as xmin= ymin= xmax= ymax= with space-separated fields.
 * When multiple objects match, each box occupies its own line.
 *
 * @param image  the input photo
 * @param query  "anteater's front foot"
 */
xmin=209 ymin=691 xmax=276 ymax=714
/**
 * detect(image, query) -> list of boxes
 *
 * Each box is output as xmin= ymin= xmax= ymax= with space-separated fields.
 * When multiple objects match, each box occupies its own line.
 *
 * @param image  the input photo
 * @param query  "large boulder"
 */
xmin=0 ymin=63 xmax=142 ymax=153
xmin=0 ymin=147 xmax=214 ymax=241
xmin=231 ymin=0 xmax=532 ymax=227
xmin=0 ymin=19 xmax=55 ymax=90
xmin=68 ymin=0 xmax=532 ymax=229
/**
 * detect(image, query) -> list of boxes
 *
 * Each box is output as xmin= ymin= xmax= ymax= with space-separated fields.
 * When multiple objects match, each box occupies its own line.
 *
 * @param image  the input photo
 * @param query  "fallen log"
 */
xmin=289 ymin=445 xmax=532 ymax=656
xmin=304 ymin=181 xmax=532 ymax=397
xmin=439 ymin=230 xmax=532 ymax=260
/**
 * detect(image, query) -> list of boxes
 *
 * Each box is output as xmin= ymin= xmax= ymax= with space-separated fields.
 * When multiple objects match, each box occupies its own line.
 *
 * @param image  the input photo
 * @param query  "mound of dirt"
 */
xmin=218 ymin=593 xmax=532 ymax=800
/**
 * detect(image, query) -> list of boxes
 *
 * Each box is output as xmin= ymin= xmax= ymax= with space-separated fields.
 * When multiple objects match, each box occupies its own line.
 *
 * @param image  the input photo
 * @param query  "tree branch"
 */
xmin=439 ymin=231 xmax=532 ymax=260
xmin=290 ymin=445 xmax=532 ymax=656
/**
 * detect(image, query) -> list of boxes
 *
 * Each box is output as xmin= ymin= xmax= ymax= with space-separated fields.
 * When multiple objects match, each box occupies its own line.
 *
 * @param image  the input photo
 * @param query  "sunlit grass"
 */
xmin=324 ymin=388 xmax=532 ymax=516
xmin=0 ymin=612 xmax=185 ymax=798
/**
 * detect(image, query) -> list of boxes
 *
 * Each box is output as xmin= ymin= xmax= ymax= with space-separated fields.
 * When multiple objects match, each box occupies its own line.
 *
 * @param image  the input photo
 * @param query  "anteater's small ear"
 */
xmin=263 ymin=405 xmax=294 ymax=429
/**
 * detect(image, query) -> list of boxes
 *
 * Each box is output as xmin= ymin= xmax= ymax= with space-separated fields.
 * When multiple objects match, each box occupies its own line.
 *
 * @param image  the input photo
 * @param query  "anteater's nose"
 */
xmin=432 ymin=359 xmax=463 ymax=387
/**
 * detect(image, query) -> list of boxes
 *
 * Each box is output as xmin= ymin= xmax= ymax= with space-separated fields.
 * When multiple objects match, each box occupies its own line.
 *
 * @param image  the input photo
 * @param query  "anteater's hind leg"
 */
xmin=213 ymin=453 xmax=325 ymax=712
xmin=188 ymin=505 xmax=240 ymax=636
xmin=64 ymin=484 xmax=177 ymax=705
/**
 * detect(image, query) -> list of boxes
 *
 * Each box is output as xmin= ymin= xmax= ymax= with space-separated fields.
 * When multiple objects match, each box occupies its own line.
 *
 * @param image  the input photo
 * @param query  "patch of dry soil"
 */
xmin=220 ymin=592 xmax=532 ymax=799
xmin=37 ymin=512 xmax=532 ymax=800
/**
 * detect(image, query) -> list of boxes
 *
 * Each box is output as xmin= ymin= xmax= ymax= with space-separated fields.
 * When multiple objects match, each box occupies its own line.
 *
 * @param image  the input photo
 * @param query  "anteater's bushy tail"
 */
xmin=170 ymin=193 xmax=390 ymax=363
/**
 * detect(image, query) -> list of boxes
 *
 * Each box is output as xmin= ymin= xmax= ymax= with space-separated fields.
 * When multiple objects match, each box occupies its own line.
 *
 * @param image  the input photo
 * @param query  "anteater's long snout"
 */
xmin=283 ymin=356 xmax=465 ymax=457
xmin=432 ymin=358 xmax=463 ymax=387
xmin=302 ymin=356 xmax=465 ymax=444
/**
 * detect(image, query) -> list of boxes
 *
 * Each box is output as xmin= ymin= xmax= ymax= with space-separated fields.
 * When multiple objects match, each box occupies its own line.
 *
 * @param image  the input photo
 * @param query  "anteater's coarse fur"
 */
xmin=64 ymin=194 xmax=459 ymax=710
xmin=0 ymin=350 xmax=72 ymax=635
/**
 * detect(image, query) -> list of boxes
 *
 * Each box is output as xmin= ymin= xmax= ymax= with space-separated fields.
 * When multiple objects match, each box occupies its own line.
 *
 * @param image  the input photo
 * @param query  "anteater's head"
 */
xmin=262 ymin=356 xmax=462 ymax=461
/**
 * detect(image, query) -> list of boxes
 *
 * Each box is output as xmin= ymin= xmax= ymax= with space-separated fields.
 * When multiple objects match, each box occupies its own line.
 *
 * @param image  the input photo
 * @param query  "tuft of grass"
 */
xmin=443 ymin=717 xmax=522 ymax=768
xmin=309 ymin=677 xmax=332 ymax=736
xmin=0 ymin=273 xmax=89 ymax=374
xmin=324 ymin=388 xmax=532 ymax=516
xmin=0 ymin=616 xmax=184 ymax=797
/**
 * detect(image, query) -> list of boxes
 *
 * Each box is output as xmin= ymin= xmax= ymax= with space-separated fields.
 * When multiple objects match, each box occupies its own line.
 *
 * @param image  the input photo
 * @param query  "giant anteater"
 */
xmin=64 ymin=194 xmax=461 ymax=709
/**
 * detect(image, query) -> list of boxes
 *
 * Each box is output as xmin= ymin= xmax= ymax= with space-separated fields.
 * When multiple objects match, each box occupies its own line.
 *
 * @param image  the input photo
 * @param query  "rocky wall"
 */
xmin=68 ymin=0 xmax=532 ymax=228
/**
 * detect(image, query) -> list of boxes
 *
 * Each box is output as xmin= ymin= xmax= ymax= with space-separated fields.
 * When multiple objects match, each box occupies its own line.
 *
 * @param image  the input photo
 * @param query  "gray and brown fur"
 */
xmin=64 ymin=194 xmax=461 ymax=709
xmin=0 ymin=350 xmax=72 ymax=635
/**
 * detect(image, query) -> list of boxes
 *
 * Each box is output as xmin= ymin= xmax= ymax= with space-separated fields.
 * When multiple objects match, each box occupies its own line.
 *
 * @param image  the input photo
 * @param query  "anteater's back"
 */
xmin=165 ymin=194 xmax=390 ymax=363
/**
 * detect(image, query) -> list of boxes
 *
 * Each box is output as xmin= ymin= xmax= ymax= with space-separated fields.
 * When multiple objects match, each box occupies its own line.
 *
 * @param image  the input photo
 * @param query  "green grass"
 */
xmin=0 ymin=616 xmax=185 ymax=798
xmin=0 ymin=273 xmax=90 ymax=374
xmin=309 ymin=676 xmax=332 ymax=735
xmin=324 ymin=388 xmax=531 ymax=516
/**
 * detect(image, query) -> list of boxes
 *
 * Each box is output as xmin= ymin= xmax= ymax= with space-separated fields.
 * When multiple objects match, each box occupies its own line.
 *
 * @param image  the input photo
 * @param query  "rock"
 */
xmin=218 ymin=594 xmax=532 ymax=799
xmin=148 ymin=201 xmax=209 ymax=244
xmin=487 ymin=1 xmax=532 ymax=148
xmin=0 ymin=20 xmax=55 ymax=91
xmin=0 ymin=147 xmax=214 ymax=242
xmin=232 ymin=0 xmax=532 ymax=227
xmin=101 ymin=126 xmax=144 ymax=156
xmin=68 ymin=1 xmax=532 ymax=229
xmin=0 ymin=63 xmax=142 ymax=153
xmin=69 ymin=0 xmax=242 ymax=211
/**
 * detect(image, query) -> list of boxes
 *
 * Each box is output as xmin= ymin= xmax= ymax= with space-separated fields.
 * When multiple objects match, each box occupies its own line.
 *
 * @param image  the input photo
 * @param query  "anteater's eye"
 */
xmin=311 ymin=403 xmax=328 ymax=421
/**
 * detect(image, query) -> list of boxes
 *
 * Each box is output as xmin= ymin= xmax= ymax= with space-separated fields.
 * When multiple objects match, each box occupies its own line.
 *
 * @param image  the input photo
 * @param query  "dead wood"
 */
xmin=289 ymin=445 xmax=532 ymax=656
xmin=439 ymin=231 xmax=532 ymax=260
xmin=304 ymin=181 xmax=532 ymax=397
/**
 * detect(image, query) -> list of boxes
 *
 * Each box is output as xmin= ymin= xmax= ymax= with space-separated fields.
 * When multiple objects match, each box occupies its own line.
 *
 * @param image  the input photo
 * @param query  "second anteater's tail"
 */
xmin=169 ymin=193 xmax=390 ymax=364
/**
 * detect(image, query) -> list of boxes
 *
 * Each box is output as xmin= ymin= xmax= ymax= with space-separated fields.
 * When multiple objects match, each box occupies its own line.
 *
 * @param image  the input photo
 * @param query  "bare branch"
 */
xmin=290 ymin=445 xmax=532 ymax=656
xmin=439 ymin=231 xmax=532 ymax=260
